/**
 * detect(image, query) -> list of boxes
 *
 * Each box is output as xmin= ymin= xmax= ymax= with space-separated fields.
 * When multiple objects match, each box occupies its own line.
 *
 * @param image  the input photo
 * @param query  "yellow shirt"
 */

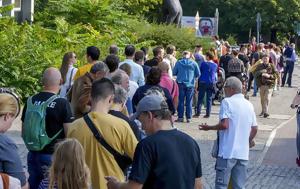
xmin=67 ymin=112 xmax=138 ymax=189
xmin=74 ymin=64 xmax=93 ymax=80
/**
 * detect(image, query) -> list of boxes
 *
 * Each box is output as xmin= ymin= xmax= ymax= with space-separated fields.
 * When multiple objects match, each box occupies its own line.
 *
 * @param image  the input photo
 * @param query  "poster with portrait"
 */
xmin=199 ymin=17 xmax=215 ymax=37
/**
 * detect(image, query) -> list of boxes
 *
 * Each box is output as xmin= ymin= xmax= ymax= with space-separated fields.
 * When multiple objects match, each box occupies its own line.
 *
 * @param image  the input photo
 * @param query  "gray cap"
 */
xmin=131 ymin=95 xmax=168 ymax=120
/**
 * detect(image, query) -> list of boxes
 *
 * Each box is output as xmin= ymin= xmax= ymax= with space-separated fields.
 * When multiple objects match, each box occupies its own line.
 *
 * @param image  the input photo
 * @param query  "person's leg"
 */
xmin=195 ymin=83 xmax=206 ymax=116
xmin=177 ymin=83 xmax=186 ymax=120
xmin=215 ymin=157 xmax=234 ymax=189
xmin=28 ymin=152 xmax=41 ymax=189
xmin=253 ymin=79 xmax=258 ymax=96
xmin=287 ymin=61 xmax=295 ymax=87
xmin=282 ymin=62 xmax=290 ymax=87
xmin=231 ymin=159 xmax=248 ymax=189
xmin=297 ymin=114 xmax=300 ymax=159
xmin=259 ymin=86 xmax=266 ymax=114
xmin=247 ymin=73 xmax=253 ymax=92
xmin=206 ymin=83 xmax=214 ymax=116
xmin=185 ymin=87 xmax=194 ymax=120
xmin=265 ymin=88 xmax=273 ymax=114
xmin=39 ymin=154 xmax=52 ymax=179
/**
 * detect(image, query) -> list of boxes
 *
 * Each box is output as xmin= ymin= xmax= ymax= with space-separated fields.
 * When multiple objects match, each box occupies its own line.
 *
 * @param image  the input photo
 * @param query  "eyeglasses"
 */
xmin=0 ymin=88 xmax=21 ymax=117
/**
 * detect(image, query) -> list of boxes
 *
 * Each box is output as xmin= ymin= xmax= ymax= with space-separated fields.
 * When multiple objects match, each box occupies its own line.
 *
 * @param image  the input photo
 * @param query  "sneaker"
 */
xmin=263 ymin=113 xmax=270 ymax=118
xmin=175 ymin=118 xmax=184 ymax=123
xmin=186 ymin=119 xmax=191 ymax=123
xmin=252 ymin=94 xmax=257 ymax=97
xmin=296 ymin=157 xmax=300 ymax=167
xmin=203 ymin=115 xmax=210 ymax=118
xmin=259 ymin=112 xmax=264 ymax=116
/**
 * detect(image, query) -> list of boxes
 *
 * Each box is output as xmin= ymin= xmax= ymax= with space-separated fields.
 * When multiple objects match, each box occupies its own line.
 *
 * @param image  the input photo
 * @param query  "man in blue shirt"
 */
xmin=119 ymin=45 xmax=145 ymax=86
xmin=173 ymin=51 xmax=200 ymax=123
xmin=194 ymin=51 xmax=218 ymax=118
xmin=282 ymin=43 xmax=297 ymax=87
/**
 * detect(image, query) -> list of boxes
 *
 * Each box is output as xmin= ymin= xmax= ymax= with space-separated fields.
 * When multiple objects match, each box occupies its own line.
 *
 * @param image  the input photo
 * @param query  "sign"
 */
xmin=181 ymin=16 xmax=195 ymax=28
xmin=181 ymin=16 xmax=217 ymax=37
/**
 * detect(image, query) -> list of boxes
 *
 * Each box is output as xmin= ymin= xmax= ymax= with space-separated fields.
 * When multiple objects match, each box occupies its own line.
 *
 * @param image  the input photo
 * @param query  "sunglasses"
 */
xmin=0 ymin=88 xmax=21 ymax=117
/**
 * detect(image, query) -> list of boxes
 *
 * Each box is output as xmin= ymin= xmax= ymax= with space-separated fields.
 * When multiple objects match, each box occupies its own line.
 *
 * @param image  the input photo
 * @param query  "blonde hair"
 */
xmin=0 ymin=93 xmax=19 ymax=116
xmin=49 ymin=139 xmax=90 ymax=189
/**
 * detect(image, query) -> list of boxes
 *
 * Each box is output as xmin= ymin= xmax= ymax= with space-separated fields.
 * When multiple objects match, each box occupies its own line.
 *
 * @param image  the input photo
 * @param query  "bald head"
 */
xmin=158 ymin=61 xmax=169 ymax=73
xmin=42 ymin=67 xmax=62 ymax=87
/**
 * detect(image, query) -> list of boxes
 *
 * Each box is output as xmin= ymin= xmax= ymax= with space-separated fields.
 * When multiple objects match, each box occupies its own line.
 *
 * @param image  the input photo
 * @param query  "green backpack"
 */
xmin=22 ymin=95 xmax=63 ymax=151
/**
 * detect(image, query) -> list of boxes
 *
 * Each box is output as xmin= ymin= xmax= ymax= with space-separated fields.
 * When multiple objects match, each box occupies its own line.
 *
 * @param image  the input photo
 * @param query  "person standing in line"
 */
xmin=119 ymin=45 xmax=145 ymax=86
xmin=194 ymin=52 xmax=218 ymax=118
xmin=282 ymin=43 xmax=297 ymax=87
xmin=173 ymin=51 xmax=200 ymax=123
xmin=106 ymin=95 xmax=203 ymax=189
xmin=68 ymin=78 xmax=137 ymax=189
xmin=22 ymin=68 xmax=74 ymax=189
xmin=0 ymin=89 xmax=28 ymax=189
xmin=37 ymin=139 xmax=90 ymax=189
xmin=199 ymin=77 xmax=257 ymax=189
xmin=291 ymin=88 xmax=300 ymax=167
xmin=68 ymin=62 xmax=109 ymax=119
xmin=165 ymin=45 xmax=177 ymax=76
xmin=74 ymin=46 xmax=100 ymax=80
xmin=253 ymin=54 xmax=278 ymax=118
xmin=145 ymin=46 xmax=165 ymax=67
xmin=59 ymin=52 xmax=78 ymax=98
xmin=134 ymin=51 xmax=151 ymax=79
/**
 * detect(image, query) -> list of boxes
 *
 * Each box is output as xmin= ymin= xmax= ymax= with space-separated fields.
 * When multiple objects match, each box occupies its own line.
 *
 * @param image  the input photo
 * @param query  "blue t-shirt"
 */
xmin=199 ymin=61 xmax=218 ymax=84
xmin=129 ymin=129 xmax=202 ymax=189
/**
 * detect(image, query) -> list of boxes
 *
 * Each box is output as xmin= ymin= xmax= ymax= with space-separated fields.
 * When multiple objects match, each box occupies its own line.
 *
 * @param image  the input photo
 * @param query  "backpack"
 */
xmin=22 ymin=95 xmax=63 ymax=151
xmin=278 ymin=55 xmax=285 ymax=67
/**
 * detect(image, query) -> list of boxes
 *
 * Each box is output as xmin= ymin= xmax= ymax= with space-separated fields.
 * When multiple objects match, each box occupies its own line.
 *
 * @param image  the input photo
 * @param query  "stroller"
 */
xmin=214 ymin=67 xmax=226 ymax=102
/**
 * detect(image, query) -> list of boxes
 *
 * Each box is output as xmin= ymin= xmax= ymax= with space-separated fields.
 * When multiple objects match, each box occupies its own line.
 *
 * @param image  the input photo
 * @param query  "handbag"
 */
xmin=83 ymin=115 xmax=132 ymax=173
xmin=211 ymin=132 xmax=219 ymax=158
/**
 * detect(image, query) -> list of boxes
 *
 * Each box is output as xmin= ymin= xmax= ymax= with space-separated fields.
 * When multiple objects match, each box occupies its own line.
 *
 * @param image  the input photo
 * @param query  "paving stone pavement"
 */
xmin=6 ymin=64 xmax=300 ymax=188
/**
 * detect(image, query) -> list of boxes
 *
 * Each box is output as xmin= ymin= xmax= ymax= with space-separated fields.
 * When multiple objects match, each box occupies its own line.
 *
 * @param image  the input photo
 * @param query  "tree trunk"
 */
xmin=270 ymin=29 xmax=277 ymax=43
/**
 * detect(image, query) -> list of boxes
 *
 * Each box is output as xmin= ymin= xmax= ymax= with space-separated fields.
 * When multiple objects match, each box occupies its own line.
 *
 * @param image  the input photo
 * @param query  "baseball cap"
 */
xmin=131 ymin=95 xmax=168 ymax=120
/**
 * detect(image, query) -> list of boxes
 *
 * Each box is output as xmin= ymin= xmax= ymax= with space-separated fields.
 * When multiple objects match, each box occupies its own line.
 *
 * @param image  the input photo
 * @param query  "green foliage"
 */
xmin=225 ymin=35 xmax=238 ymax=46
xmin=1 ymin=0 xmax=212 ymax=100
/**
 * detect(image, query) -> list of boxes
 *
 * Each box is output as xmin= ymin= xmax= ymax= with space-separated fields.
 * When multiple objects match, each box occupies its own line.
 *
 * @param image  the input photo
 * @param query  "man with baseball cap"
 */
xmin=106 ymin=94 xmax=203 ymax=189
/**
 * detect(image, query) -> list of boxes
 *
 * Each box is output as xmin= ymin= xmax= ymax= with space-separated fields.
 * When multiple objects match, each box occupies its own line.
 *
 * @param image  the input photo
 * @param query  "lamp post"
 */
xmin=195 ymin=11 xmax=200 ymax=37
xmin=215 ymin=8 xmax=219 ymax=36
xmin=256 ymin=13 xmax=261 ymax=43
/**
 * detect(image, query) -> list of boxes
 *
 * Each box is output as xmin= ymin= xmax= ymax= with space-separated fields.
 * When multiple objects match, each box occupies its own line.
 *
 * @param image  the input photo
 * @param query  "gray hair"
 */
xmin=145 ymin=86 xmax=165 ymax=99
xmin=113 ymin=85 xmax=128 ymax=104
xmin=111 ymin=70 xmax=127 ymax=85
xmin=90 ymin=61 xmax=109 ymax=74
xmin=224 ymin=77 xmax=243 ymax=93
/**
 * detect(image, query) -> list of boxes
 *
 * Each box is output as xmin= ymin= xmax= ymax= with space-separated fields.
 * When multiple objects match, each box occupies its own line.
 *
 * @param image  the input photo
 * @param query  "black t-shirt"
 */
xmin=129 ymin=129 xmax=202 ymax=189
xmin=21 ymin=92 xmax=74 ymax=154
xmin=219 ymin=54 xmax=234 ymax=76
xmin=109 ymin=110 xmax=143 ymax=141
xmin=238 ymin=54 xmax=250 ymax=69
xmin=145 ymin=58 xmax=159 ymax=67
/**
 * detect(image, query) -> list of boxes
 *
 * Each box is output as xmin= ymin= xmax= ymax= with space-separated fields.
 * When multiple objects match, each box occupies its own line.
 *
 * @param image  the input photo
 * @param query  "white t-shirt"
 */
xmin=59 ymin=66 xmax=78 ymax=98
xmin=128 ymin=80 xmax=139 ymax=100
xmin=218 ymin=93 xmax=257 ymax=160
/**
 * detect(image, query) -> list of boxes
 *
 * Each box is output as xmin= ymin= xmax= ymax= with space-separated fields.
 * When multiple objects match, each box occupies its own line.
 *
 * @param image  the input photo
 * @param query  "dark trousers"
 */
xmin=177 ymin=83 xmax=194 ymax=119
xmin=27 ymin=151 xmax=52 ymax=189
xmin=196 ymin=82 xmax=214 ymax=116
xmin=282 ymin=60 xmax=295 ymax=87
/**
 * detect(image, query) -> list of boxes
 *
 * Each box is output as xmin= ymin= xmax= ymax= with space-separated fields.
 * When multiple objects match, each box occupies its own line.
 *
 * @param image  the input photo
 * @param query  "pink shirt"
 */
xmin=159 ymin=72 xmax=179 ymax=99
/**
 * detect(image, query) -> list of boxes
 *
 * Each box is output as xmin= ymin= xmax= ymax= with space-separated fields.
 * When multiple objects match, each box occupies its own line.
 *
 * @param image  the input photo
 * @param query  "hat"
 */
xmin=131 ymin=95 xmax=168 ymax=120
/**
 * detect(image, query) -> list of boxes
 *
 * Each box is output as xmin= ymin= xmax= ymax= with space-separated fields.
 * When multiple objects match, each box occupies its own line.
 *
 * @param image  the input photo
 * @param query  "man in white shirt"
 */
xmin=119 ymin=45 xmax=145 ymax=86
xmin=199 ymin=76 xmax=258 ymax=189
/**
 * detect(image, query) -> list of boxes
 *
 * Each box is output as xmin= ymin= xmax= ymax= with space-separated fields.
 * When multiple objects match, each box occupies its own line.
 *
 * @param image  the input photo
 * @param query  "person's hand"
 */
xmin=105 ymin=176 xmax=120 ymax=189
xmin=199 ymin=123 xmax=210 ymax=131
xmin=249 ymin=140 xmax=255 ymax=148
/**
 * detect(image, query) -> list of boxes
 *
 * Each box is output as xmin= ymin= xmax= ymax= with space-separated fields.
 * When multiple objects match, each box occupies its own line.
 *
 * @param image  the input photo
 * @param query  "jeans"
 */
xmin=297 ymin=113 xmax=300 ymax=157
xmin=27 ymin=152 xmax=52 ymax=189
xmin=282 ymin=60 xmax=295 ymax=87
xmin=253 ymin=80 xmax=258 ymax=95
xmin=177 ymin=83 xmax=194 ymax=119
xmin=259 ymin=85 xmax=273 ymax=114
xmin=247 ymin=73 xmax=258 ymax=95
xmin=196 ymin=82 xmax=214 ymax=116
xmin=215 ymin=157 xmax=248 ymax=189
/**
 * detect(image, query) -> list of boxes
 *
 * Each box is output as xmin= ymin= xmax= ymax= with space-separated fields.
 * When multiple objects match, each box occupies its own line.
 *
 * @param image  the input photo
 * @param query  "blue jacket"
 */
xmin=173 ymin=58 xmax=200 ymax=87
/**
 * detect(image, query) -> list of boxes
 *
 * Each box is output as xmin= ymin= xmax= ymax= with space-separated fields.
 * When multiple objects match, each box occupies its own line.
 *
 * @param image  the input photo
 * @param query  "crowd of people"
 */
xmin=0 ymin=38 xmax=299 ymax=189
